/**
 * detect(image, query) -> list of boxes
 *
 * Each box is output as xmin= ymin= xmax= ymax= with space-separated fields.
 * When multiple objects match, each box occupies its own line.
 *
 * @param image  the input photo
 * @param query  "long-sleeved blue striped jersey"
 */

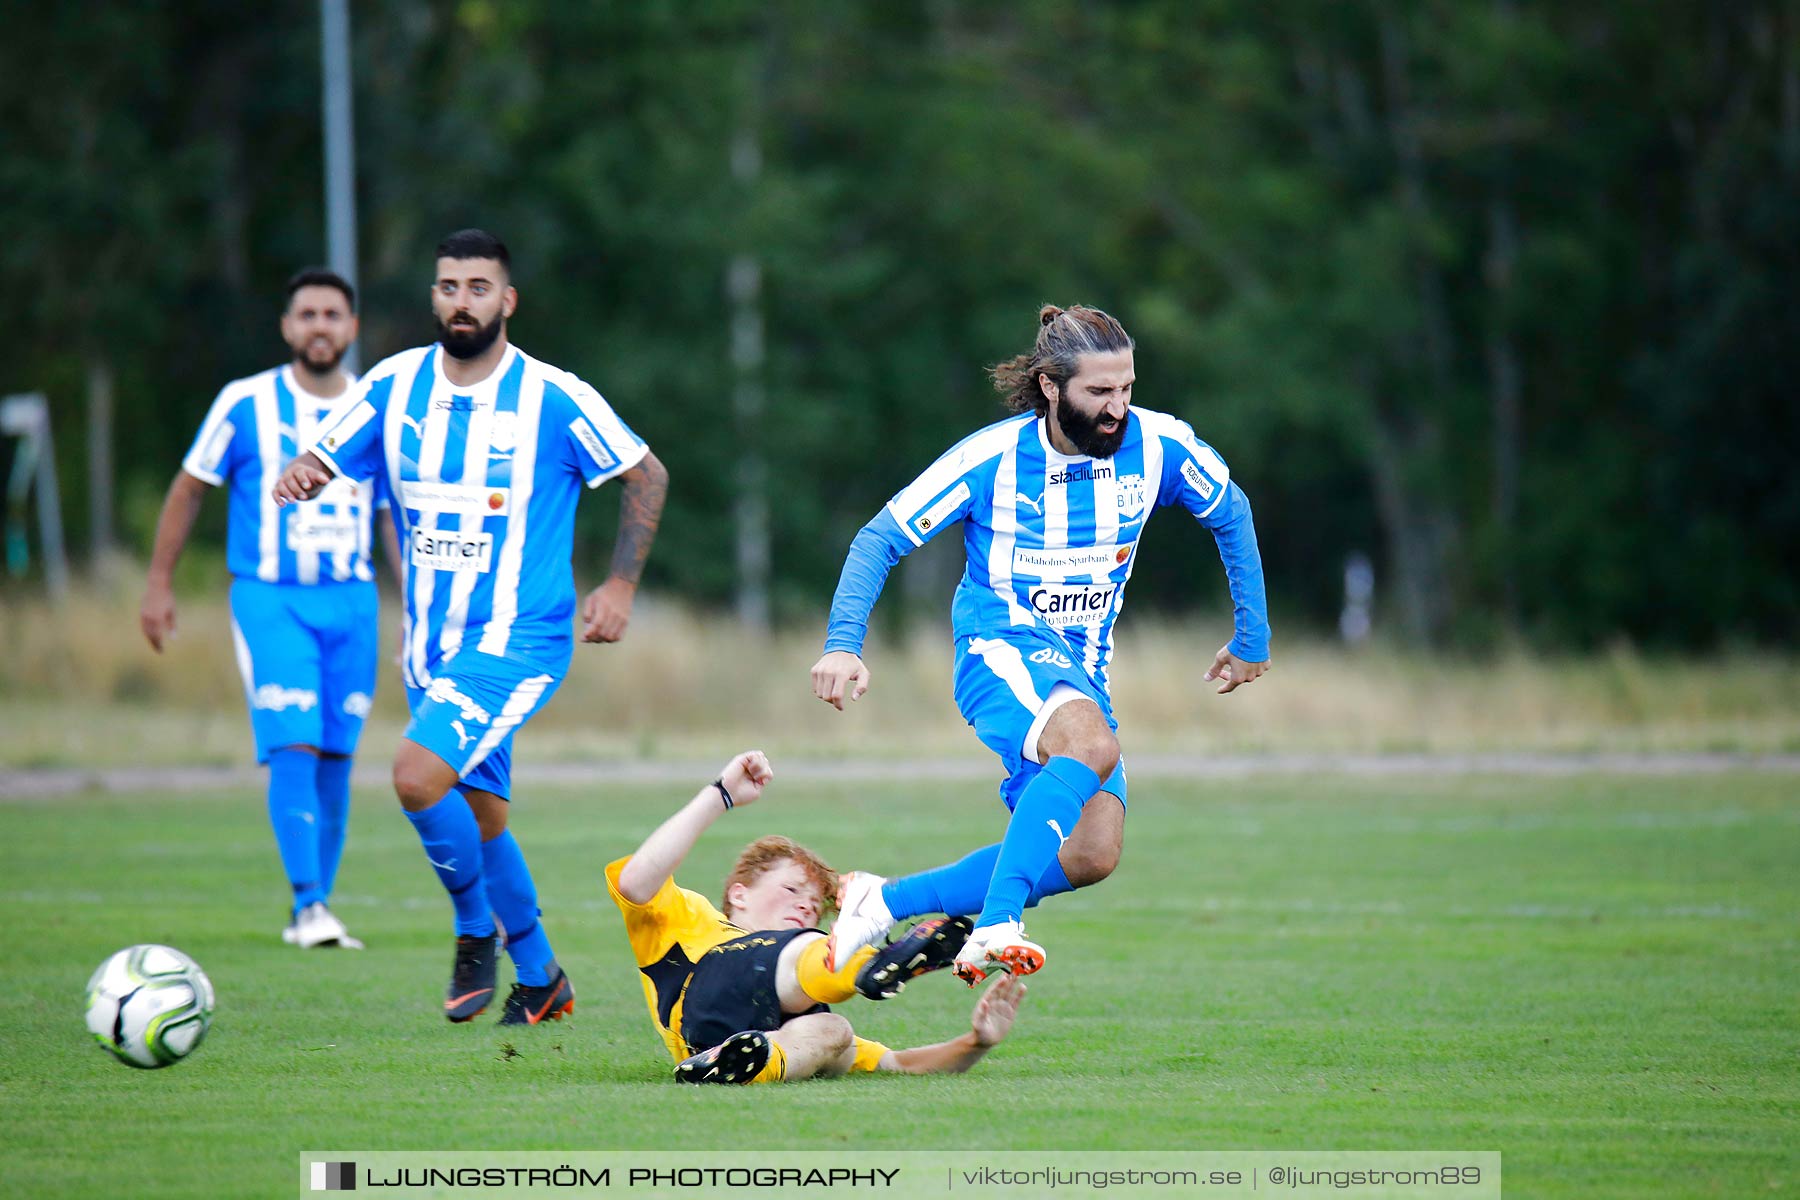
xmin=824 ymin=407 xmax=1270 ymax=696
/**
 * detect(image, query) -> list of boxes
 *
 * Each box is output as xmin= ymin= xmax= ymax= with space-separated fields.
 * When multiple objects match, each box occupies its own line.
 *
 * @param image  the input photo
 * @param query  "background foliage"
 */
xmin=4 ymin=1 xmax=1797 ymax=647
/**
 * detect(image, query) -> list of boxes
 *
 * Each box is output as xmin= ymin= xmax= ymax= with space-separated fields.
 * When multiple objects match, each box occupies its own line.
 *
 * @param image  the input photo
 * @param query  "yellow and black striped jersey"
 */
xmin=604 ymin=857 xmax=887 ymax=1071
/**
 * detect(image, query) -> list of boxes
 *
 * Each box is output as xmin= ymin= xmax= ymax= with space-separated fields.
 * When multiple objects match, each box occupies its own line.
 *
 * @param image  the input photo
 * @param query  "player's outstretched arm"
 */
xmin=878 ymin=972 xmax=1027 ymax=1075
xmin=271 ymin=451 xmax=336 ymax=507
xmin=810 ymin=650 xmax=871 ymax=711
xmin=582 ymin=450 xmax=668 ymax=644
xmin=614 ymin=750 xmax=773 ymax=904
xmin=140 ymin=471 xmax=211 ymax=653
xmin=1203 ymin=644 xmax=1270 ymax=695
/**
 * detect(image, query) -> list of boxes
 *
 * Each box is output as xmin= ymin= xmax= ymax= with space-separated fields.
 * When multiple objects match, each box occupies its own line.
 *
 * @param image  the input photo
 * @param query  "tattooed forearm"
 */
xmin=608 ymin=451 xmax=669 ymax=585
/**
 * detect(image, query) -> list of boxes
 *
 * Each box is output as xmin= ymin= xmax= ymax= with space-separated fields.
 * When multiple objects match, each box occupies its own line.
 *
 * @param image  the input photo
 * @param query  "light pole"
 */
xmin=320 ymin=0 xmax=360 ymax=374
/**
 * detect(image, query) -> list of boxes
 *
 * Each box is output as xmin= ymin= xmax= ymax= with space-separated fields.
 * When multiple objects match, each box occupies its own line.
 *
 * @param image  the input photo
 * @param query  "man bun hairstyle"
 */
xmin=435 ymin=228 xmax=511 ymax=274
xmin=284 ymin=267 xmax=355 ymax=311
xmin=990 ymin=304 xmax=1134 ymax=417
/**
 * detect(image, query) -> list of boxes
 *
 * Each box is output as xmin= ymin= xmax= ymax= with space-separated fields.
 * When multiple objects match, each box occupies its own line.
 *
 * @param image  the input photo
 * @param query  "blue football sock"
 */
xmin=403 ymin=793 xmax=494 ymax=937
xmin=884 ymin=842 xmax=1078 ymax=920
xmin=1033 ymin=854 xmax=1075 ymax=907
xmin=482 ymin=830 xmax=553 ymax=987
xmin=267 ymin=748 xmax=324 ymax=916
xmin=315 ymin=755 xmax=354 ymax=900
xmin=976 ymin=756 xmax=1099 ymax=928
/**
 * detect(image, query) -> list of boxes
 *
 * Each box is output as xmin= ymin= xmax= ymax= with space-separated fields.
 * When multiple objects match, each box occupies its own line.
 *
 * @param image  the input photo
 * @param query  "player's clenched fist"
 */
xmin=271 ymin=451 xmax=335 ymax=506
xmin=810 ymin=650 xmax=870 ymax=711
xmin=580 ymin=578 xmax=636 ymax=643
xmin=718 ymin=750 xmax=773 ymax=808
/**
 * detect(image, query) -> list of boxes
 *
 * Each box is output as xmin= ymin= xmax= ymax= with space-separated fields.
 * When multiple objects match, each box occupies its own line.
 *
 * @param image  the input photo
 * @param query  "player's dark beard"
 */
xmin=1053 ymin=392 xmax=1128 ymax=459
xmin=292 ymin=341 xmax=346 ymax=374
xmin=436 ymin=311 xmax=503 ymax=360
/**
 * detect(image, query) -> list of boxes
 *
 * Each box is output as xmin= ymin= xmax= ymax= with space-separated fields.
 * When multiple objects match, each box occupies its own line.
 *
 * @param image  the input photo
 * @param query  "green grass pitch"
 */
xmin=1 ymin=770 xmax=1794 ymax=1197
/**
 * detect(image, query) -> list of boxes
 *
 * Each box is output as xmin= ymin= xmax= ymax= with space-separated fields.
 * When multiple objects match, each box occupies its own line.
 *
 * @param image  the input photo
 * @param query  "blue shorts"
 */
xmin=229 ymin=578 xmax=379 ymax=763
xmin=953 ymin=627 xmax=1128 ymax=813
xmin=403 ymin=649 xmax=563 ymax=800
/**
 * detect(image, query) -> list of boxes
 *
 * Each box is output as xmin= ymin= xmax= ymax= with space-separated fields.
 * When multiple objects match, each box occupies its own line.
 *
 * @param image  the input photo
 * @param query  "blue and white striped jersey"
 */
xmin=824 ymin=407 xmax=1270 ymax=695
xmin=308 ymin=344 xmax=648 ymax=688
xmin=182 ymin=365 xmax=383 ymax=585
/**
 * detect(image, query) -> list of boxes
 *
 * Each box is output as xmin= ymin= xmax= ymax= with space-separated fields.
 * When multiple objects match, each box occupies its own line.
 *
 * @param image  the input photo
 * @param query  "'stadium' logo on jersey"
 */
xmin=1180 ymin=459 xmax=1215 ymax=500
xmin=425 ymin=678 xmax=492 ymax=725
xmin=410 ymin=527 xmax=494 ymax=574
xmin=1029 ymin=584 xmax=1117 ymax=629
xmin=1049 ymin=463 xmax=1112 ymax=485
xmin=1028 ymin=647 xmax=1075 ymax=669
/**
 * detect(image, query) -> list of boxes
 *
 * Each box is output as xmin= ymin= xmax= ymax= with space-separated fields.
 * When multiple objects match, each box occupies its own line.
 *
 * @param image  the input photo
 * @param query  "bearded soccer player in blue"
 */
xmin=811 ymin=304 xmax=1271 ymax=983
xmin=141 ymin=269 xmax=398 ymax=952
xmin=273 ymin=229 xmax=670 ymax=1025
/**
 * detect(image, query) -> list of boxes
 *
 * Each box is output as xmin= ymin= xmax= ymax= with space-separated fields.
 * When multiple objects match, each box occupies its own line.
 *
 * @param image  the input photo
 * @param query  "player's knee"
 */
xmin=818 ymin=1014 xmax=856 ymax=1063
xmin=391 ymin=757 xmax=444 ymax=811
xmin=1072 ymin=729 xmax=1119 ymax=781
xmin=1060 ymin=840 xmax=1121 ymax=888
xmin=1039 ymin=706 xmax=1119 ymax=779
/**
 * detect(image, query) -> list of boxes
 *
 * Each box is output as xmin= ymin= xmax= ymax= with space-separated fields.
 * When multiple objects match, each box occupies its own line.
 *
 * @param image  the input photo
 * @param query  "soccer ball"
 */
xmin=84 ymin=944 xmax=216 ymax=1069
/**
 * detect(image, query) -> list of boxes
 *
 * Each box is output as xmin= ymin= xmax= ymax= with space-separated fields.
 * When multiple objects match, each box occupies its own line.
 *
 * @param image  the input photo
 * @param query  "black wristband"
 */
xmin=712 ymin=778 xmax=734 ymax=810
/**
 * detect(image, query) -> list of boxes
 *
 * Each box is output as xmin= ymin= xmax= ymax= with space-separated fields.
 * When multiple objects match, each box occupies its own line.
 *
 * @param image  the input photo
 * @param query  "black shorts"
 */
xmin=680 ymin=927 xmax=826 ymax=1055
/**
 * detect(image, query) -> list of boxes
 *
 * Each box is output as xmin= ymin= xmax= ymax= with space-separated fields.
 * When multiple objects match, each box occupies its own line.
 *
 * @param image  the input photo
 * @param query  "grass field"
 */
xmin=2 ymin=769 xmax=1795 ymax=1198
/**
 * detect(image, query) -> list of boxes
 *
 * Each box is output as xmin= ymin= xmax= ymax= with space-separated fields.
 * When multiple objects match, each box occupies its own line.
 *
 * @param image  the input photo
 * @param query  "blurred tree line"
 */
xmin=3 ymin=0 xmax=1795 ymax=648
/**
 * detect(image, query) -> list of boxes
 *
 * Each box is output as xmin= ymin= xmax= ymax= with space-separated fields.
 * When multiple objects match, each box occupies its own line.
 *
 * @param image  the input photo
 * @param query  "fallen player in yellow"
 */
xmin=606 ymin=750 xmax=1025 ymax=1083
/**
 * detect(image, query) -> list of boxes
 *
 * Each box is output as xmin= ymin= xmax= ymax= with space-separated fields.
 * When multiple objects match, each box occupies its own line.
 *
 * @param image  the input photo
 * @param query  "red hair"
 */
xmin=721 ymin=835 xmax=838 ymax=920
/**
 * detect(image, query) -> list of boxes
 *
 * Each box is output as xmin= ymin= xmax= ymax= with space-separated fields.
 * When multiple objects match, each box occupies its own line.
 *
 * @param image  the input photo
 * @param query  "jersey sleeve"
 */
xmin=1157 ymin=422 xmax=1272 ymax=663
xmin=822 ymin=511 xmax=916 ymax=656
xmin=310 ymin=374 xmax=392 ymax=482
xmin=180 ymin=387 xmax=246 ymax=486
xmin=549 ymin=380 xmax=649 ymax=488
xmin=605 ymin=856 xmax=716 ymax=969
xmin=821 ymin=439 xmax=991 ymax=655
xmin=882 ymin=438 xmax=989 ymax=547
xmin=1156 ymin=419 xmax=1232 ymax=520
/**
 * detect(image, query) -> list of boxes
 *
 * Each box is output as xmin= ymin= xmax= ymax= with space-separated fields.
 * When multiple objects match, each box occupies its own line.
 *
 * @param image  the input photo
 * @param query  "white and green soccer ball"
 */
xmin=84 ymin=944 xmax=215 ymax=1069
